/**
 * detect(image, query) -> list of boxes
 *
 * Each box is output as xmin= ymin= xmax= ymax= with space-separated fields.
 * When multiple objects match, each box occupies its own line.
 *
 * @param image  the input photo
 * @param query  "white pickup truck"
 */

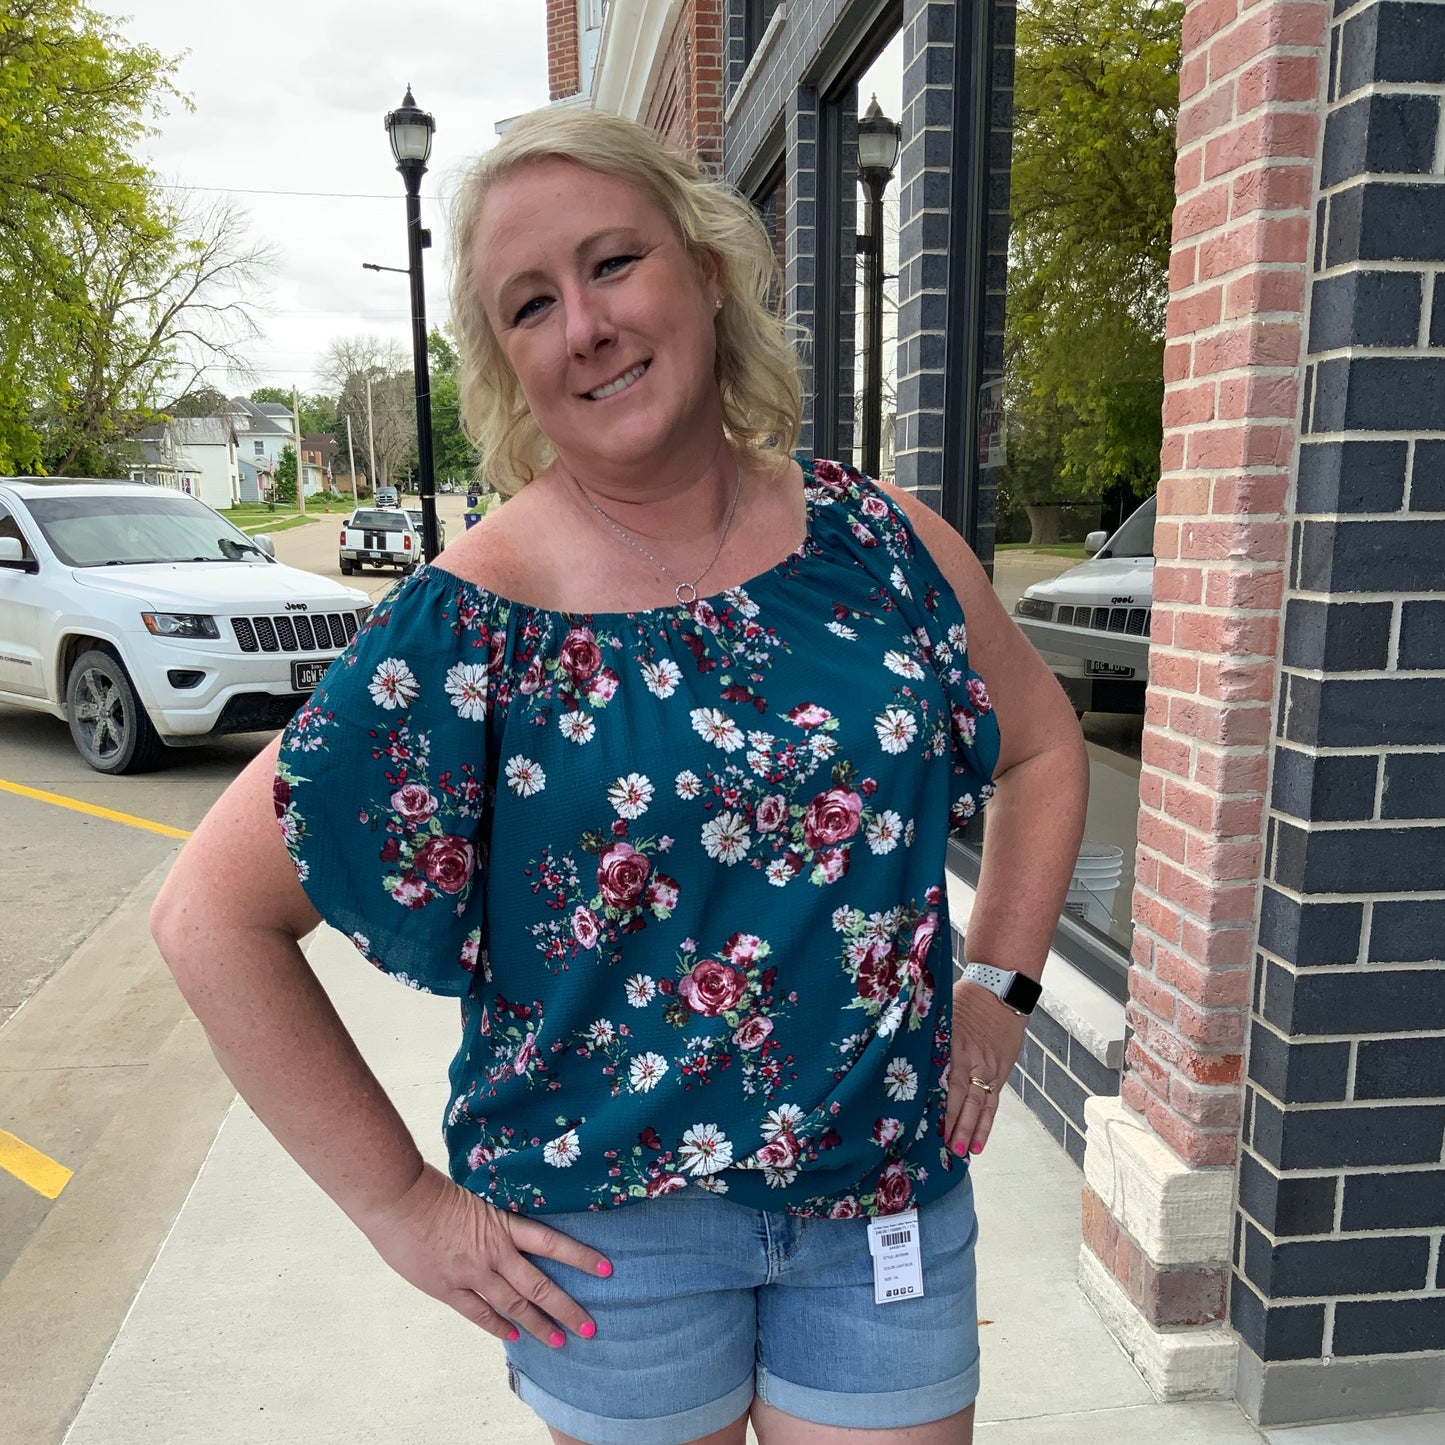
xmin=338 ymin=507 xmax=419 ymax=576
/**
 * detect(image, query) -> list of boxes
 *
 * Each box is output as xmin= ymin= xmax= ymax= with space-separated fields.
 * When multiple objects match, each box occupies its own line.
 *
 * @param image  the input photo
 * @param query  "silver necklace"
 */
xmin=571 ymin=455 xmax=743 ymax=606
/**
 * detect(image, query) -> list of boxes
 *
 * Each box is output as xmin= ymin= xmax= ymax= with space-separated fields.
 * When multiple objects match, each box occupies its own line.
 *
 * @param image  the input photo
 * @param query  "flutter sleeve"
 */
xmin=273 ymin=573 xmax=508 ymax=996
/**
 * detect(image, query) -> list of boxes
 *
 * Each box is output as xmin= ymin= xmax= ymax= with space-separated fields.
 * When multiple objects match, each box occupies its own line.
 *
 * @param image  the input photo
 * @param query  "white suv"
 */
xmin=1013 ymin=494 xmax=1155 ymax=716
xmin=0 ymin=478 xmax=369 ymax=773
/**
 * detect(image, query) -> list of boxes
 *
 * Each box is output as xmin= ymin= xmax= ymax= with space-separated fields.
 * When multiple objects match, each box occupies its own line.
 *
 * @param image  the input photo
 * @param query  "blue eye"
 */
xmin=597 ymin=254 xmax=637 ymax=276
xmin=513 ymin=296 xmax=548 ymax=324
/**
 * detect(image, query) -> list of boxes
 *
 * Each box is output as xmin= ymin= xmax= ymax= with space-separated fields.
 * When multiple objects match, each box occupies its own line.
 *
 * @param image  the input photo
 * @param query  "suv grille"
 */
xmin=1055 ymin=605 xmax=1151 ymax=637
xmin=232 ymin=610 xmax=359 ymax=654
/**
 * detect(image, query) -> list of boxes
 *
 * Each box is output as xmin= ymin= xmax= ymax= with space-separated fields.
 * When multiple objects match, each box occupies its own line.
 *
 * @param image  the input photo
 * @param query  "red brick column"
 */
xmin=547 ymin=0 xmax=581 ymax=100
xmin=1080 ymin=0 xmax=1330 ymax=1393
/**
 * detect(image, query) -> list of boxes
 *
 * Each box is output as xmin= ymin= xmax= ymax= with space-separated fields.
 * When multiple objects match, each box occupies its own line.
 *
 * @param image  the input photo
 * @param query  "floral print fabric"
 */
xmin=277 ymin=458 xmax=1000 ymax=1217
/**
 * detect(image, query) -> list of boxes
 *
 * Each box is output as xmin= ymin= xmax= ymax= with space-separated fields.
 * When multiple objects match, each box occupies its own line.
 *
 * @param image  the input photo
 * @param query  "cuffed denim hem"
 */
xmin=508 ymin=1362 xmax=755 ymax=1445
xmin=755 ymin=1352 xmax=981 ymax=1430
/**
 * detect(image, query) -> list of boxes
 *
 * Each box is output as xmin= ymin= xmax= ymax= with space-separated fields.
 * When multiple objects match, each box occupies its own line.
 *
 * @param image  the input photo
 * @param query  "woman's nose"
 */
xmin=564 ymin=289 xmax=616 ymax=358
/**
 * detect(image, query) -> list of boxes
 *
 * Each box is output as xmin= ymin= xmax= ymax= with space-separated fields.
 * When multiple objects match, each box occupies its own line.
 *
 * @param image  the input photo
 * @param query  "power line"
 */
xmin=152 ymin=182 xmax=453 ymax=202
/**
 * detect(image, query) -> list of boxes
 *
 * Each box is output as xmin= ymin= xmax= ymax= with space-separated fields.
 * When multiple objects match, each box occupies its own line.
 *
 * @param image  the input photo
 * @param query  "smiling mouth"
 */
xmin=585 ymin=361 xmax=649 ymax=401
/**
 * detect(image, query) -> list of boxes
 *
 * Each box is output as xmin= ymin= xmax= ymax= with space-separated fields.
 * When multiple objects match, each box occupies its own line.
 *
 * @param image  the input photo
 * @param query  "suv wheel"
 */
xmin=339 ymin=558 xmax=355 ymax=575
xmin=66 ymin=648 xmax=167 ymax=775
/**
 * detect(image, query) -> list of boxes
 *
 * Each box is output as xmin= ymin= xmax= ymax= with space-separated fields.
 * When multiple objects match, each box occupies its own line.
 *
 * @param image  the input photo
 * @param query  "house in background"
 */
xmin=300 ymin=431 xmax=335 ymax=496
xmin=132 ymin=416 xmax=239 ymax=508
xmin=237 ymin=456 xmax=275 ymax=504
xmin=129 ymin=423 xmax=183 ymax=490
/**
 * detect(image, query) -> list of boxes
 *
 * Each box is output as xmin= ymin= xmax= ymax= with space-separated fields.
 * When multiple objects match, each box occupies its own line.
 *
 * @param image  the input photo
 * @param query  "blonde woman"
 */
xmin=153 ymin=107 xmax=1087 ymax=1445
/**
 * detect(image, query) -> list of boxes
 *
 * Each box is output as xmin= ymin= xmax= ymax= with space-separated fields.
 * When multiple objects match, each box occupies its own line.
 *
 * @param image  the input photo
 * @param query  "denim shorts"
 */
xmin=501 ymin=1170 xmax=980 ymax=1445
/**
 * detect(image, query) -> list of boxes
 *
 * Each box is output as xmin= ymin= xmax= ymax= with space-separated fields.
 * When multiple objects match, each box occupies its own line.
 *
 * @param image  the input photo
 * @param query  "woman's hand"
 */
xmin=944 ymin=981 xmax=1029 ymax=1158
xmin=356 ymin=1163 xmax=611 ymax=1346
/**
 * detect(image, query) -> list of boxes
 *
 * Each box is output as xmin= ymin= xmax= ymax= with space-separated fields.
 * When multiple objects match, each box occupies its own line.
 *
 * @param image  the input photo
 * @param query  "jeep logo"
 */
xmin=285 ymin=602 xmax=309 ymax=611
xmin=1111 ymin=596 xmax=1134 ymax=605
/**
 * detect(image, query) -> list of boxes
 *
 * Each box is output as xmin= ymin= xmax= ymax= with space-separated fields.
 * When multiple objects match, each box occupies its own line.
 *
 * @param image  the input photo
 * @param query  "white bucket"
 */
xmin=1064 ymin=841 xmax=1125 ymax=933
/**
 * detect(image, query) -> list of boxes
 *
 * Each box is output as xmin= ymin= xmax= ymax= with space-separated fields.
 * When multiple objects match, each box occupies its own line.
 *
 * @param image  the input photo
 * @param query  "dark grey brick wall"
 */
xmin=1236 ymin=0 xmax=1445 ymax=1377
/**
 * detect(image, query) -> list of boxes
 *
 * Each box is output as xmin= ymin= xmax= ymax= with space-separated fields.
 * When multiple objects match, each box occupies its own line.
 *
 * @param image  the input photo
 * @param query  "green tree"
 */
xmin=249 ymin=386 xmax=337 ymax=437
xmin=274 ymin=443 xmax=297 ymax=504
xmin=1002 ymin=0 xmax=1181 ymax=517
xmin=425 ymin=327 xmax=479 ymax=484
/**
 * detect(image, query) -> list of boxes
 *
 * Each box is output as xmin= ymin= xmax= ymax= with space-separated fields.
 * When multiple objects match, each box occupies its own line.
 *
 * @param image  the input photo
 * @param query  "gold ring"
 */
xmin=970 ymin=1076 xmax=995 ymax=1094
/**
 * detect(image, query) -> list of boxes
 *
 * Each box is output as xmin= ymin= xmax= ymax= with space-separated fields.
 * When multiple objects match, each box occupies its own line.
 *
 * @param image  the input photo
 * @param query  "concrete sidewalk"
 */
xmin=58 ymin=926 xmax=1438 ymax=1444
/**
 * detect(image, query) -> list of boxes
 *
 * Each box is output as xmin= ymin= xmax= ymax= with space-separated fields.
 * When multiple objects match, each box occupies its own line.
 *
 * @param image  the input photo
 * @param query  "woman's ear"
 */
xmin=696 ymin=247 xmax=723 ymax=298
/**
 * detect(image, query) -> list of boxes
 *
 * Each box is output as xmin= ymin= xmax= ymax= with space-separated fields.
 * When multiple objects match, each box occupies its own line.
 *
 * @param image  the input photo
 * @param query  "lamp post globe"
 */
xmin=856 ymin=95 xmax=900 ymax=480
xmin=384 ymin=86 xmax=441 ymax=562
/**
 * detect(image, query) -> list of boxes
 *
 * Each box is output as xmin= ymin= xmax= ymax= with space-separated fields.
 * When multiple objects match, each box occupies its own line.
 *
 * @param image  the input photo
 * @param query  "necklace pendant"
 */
xmin=675 ymin=582 xmax=699 ymax=606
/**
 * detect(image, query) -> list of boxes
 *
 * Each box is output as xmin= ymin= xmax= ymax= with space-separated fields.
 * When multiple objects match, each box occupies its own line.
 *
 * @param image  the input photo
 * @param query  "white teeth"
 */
xmin=587 ymin=363 xmax=646 ymax=400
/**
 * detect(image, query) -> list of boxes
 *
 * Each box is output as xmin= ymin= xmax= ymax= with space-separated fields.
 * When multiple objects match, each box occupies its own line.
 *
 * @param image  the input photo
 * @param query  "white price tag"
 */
xmin=867 ymin=1208 xmax=923 ymax=1304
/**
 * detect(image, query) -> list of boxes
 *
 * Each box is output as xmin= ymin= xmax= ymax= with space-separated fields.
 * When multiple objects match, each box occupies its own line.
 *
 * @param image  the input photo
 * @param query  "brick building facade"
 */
xmin=543 ymin=0 xmax=1445 ymax=1426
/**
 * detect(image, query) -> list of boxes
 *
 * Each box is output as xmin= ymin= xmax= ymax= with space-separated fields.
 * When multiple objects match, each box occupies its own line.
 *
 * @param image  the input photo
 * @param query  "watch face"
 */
xmin=1004 ymin=972 xmax=1042 ymax=1014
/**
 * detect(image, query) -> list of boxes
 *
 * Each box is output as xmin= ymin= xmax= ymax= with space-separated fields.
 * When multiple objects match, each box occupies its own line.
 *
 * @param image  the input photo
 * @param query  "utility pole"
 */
xmin=345 ymin=414 xmax=359 ymax=507
xmin=366 ymin=375 xmax=378 ymax=495
xmin=291 ymin=385 xmax=307 ymax=517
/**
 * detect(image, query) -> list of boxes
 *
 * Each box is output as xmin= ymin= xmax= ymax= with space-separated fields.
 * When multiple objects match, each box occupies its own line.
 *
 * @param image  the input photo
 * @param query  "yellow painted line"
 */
xmin=0 ymin=1129 xmax=73 ymax=1199
xmin=0 ymin=779 xmax=191 ymax=840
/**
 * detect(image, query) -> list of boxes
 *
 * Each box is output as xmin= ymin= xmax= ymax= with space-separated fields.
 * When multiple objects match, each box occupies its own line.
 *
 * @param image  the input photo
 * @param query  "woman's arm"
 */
xmin=882 ymin=483 xmax=1090 ymax=1151
xmin=150 ymin=738 xmax=610 ymax=1343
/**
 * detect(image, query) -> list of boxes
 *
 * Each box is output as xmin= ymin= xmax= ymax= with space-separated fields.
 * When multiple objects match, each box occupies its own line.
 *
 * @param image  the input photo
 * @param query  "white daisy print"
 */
xmin=765 ymin=858 xmax=794 ymax=887
xmin=884 ymin=1058 xmax=919 ymax=1101
xmin=904 ymin=818 xmax=916 ymax=846
xmin=505 ymin=756 xmax=546 ymax=797
xmin=679 ymin=1123 xmax=733 ymax=1176
xmin=948 ymin=622 xmax=968 ymax=651
xmin=883 ymin=649 xmax=925 ymax=679
xmin=543 ymin=1130 xmax=580 ymax=1168
xmin=890 ymin=565 xmax=911 ymax=597
xmin=444 ymin=661 xmax=489 ymax=720
xmin=866 ymin=810 xmax=904 ymax=855
xmin=722 ymin=587 xmax=759 ymax=617
xmin=559 ymin=711 xmax=595 ymax=744
xmin=878 ymin=999 xmax=906 ymax=1038
xmin=690 ymin=707 xmax=744 ymax=751
xmin=628 ymin=1052 xmax=669 ymax=1092
xmin=694 ymin=1176 xmax=729 ymax=1194
xmin=641 ymin=658 xmax=683 ymax=698
xmin=608 ymin=772 xmax=654 ymax=819
xmin=624 ymin=973 xmax=656 ymax=1007
xmin=809 ymin=733 xmax=838 ymax=760
xmin=675 ymin=770 xmax=704 ymax=800
xmin=368 ymin=657 xmax=419 ymax=710
xmin=832 ymin=905 xmax=860 ymax=932
xmin=701 ymin=810 xmax=752 ymax=865
xmin=826 ymin=620 xmax=858 ymax=641
xmin=761 ymin=1104 xmax=805 ymax=1139
xmin=586 ymin=1019 xmax=616 ymax=1048
xmin=875 ymin=707 xmax=918 ymax=754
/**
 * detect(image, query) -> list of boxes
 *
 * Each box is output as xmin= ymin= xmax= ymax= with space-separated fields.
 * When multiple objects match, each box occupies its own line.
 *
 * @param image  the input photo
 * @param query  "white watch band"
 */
xmin=960 ymin=961 xmax=1014 ymax=998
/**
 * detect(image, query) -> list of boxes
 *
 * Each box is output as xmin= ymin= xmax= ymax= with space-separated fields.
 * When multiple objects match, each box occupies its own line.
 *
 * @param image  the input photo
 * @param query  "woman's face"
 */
xmin=474 ymin=157 xmax=722 ymax=477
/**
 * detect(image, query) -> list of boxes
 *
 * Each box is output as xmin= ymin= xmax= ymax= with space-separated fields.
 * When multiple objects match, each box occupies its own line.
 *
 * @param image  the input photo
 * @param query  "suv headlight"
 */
xmin=142 ymin=612 xmax=220 ymax=639
xmin=1014 ymin=596 xmax=1054 ymax=622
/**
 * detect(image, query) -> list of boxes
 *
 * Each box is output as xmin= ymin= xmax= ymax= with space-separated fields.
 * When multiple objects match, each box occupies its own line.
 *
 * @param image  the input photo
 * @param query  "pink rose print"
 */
xmin=802 ymin=787 xmax=863 ymax=849
xmin=787 ymin=702 xmax=831 ymax=729
xmin=513 ymin=1033 xmax=537 ymax=1075
xmin=560 ymin=627 xmax=602 ymax=683
xmin=645 ymin=1173 xmax=688 ymax=1197
xmin=390 ymin=872 xmax=429 ymax=909
xmin=814 ymin=847 xmax=850 ymax=883
xmin=953 ymin=705 xmax=977 ymax=741
xmin=851 ymin=521 xmax=879 ymax=548
xmin=412 ymin=835 xmax=476 ymax=894
xmin=856 ymin=941 xmax=901 ymax=1003
xmin=756 ymin=1132 xmax=801 ymax=1169
xmin=967 ymin=677 xmax=992 ymax=713
xmin=829 ymin=1196 xmax=862 ymax=1219
xmin=460 ymin=936 xmax=481 ymax=972
xmin=678 ymin=958 xmax=747 ymax=1016
xmin=755 ymin=794 xmax=788 ymax=832
xmin=721 ymin=932 xmax=765 ymax=965
xmin=587 ymin=667 xmax=620 ymax=704
xmin=572 ymin=906 xmax=600 ymax=950
xmin=908 ymin=912 xmax=939 ymax=978
xmin=518 ymin=656 xmax=545 ymax=695
xmin=733 ymin=1015 xmax=774 ymax=1049
xmin=390 ymin=783 xmax=437 ymax=822
xmin=690 ymin=600 xmax=720 ymax=630
xmin=812 ymin=458 xmax=847 ymax=490
xmin=861 ymin=493 xmax=889 ymax=520
xmin=875 ymin=1160 xmax=913 ymax=1214
xmin=272 ymin=775 xmax=291 ymax=817
xmin=597 ymin=841 xmax=652 ymax=909
xmin=912 ymin=968 xmax=935 ymax=1022
xmin=873 ymin=1117 xmax=904 ymax=1147
xmin=379 ymin=836 xmax=401 ymax=863
xmin=644 ymin=874 xmax=680 ymax=913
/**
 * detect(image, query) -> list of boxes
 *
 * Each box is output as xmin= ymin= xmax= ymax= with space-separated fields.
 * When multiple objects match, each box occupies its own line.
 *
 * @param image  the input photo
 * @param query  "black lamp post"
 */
xmin=384 ymin=86 xmax=441 ymax=562
xmin=855 ymin=95 xmax=901 ymax=479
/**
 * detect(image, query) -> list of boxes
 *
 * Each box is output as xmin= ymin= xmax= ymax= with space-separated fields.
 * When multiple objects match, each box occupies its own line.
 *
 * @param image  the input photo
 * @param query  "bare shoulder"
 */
xmin=433 ymin=481 xmax=558 ymax=600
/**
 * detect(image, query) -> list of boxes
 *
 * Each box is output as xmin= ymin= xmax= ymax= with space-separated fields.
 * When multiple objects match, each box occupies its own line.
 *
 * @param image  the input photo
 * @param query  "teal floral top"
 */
xmin=277 ymin=457 xmax=1000 ymax=1217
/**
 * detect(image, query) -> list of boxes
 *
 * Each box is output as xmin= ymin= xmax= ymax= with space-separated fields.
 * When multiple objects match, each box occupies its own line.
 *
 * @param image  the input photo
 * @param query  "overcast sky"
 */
xmin=96 ymin=0 xmax=552 ymax=399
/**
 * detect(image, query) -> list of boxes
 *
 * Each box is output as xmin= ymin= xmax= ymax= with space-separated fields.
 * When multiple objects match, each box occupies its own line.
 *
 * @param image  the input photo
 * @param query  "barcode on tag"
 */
xmin=878 ymin=1228 xmax=913 ymax=1248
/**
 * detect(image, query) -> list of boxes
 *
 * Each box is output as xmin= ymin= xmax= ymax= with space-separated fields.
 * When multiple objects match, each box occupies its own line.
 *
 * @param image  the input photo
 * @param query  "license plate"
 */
xmin=1086 ymin=660 xmax=1135 ymax=678
xmin=292 ymin=659 xmax=330 ymax=691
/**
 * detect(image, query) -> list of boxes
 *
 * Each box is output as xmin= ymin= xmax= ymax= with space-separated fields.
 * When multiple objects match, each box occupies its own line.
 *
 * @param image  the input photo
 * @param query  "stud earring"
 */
xmin=714 ymin=297 xmax=724 ymax=310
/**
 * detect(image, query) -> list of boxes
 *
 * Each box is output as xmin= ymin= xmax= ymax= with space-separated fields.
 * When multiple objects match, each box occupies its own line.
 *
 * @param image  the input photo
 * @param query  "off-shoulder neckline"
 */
xmin=411 ymin=458 xmax=838 ymax=624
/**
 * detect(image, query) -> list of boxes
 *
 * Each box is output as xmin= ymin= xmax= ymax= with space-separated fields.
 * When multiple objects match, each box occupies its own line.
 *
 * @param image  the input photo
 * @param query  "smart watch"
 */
xmin=959 ymin=961 xmax=1042 ymax=1017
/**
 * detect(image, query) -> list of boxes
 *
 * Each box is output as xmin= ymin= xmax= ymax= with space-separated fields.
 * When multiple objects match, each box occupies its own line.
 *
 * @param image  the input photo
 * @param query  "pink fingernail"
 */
xmin=970 ymin=1140 xmax=984 ymax=1155
xmin=953 ymin=1140 xmax=969 ymax=1157
xmin=596 ymin=1259 xmax=613 ymax=1278
xmin=579 ymin=1320 xmax=597 ymax=1339
xmin=549 ymin=1330 xmax=565 ymax=1349
xmin=505 ymin=1327 xmax=520 ymax=1342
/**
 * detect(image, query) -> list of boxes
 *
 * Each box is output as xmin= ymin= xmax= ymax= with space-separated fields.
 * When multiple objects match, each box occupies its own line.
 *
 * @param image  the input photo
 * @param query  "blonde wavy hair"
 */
xmin=449 ymin=106 xmax=802 ymax=494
